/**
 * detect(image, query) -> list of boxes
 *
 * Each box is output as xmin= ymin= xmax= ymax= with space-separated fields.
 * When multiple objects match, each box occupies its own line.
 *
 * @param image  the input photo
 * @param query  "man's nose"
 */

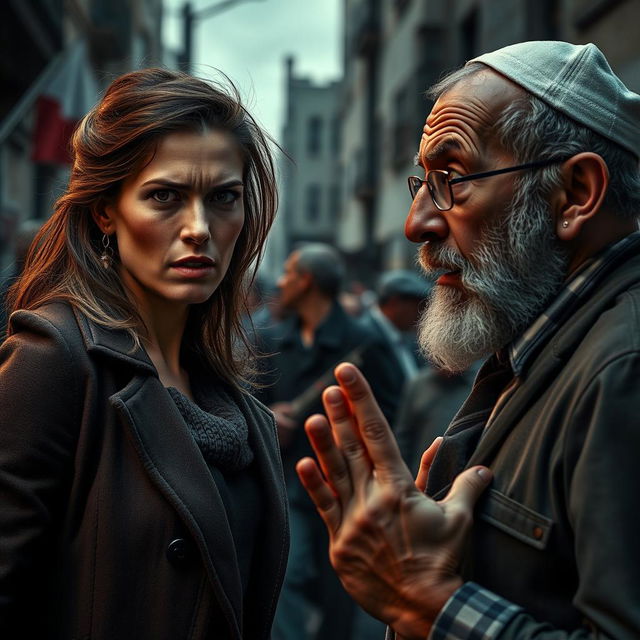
xmin=404 ymin=189 xmax=449 ymax=244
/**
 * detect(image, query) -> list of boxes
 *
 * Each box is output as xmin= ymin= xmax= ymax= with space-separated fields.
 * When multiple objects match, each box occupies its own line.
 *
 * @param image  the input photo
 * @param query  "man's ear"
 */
xmin=91 ymin=202 xmax=117 ymax=235
xmin=553 ymin=152 xmax=609 ymax=241
xmin=299 ymin=271 xmax=314 ymax=291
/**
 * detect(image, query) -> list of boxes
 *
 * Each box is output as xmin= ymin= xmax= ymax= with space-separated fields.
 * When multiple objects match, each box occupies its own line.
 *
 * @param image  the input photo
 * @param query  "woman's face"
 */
xmin=100 ymin=129 xmax=245 ymax=318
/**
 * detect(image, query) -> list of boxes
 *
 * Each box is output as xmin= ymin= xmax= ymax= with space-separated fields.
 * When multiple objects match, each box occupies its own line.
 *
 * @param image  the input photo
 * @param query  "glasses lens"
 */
xmin=427 ymin=171 xmax=452 ymax=210
xmin=408 ymin=177 xmax=422 ymax=199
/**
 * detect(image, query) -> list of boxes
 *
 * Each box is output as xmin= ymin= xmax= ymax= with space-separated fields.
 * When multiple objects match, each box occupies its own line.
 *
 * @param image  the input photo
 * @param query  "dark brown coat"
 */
xmin=0 ymin=302 xmax=288 ymax=639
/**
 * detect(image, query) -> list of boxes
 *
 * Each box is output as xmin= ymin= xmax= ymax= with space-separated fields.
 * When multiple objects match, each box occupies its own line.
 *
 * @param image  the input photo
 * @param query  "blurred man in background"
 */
xmin=254 ymin=243 xmax=402 ymax=640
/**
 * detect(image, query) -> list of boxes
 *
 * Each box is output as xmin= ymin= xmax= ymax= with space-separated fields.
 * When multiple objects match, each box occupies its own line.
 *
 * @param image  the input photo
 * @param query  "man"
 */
xmin=359 ymin=269 xmax=432 ymax=389
xmin=254 ymin=243 xmax=402 ymax=640
xmin=296 ymin=41 xmax=640 ymax=638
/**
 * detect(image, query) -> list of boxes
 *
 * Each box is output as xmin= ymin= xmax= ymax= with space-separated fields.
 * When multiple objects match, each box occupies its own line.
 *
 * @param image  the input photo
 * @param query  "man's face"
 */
xmin=407 ymin=70 xmax=568 ymax=371
xmin=277 ymin=251 xmax=308 ymax=310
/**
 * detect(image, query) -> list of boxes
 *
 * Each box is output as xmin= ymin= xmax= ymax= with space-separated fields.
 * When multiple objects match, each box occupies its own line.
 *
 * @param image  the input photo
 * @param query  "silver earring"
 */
xmin=100 ymin=234 xmax=113 ymax=269
xmin=562 ymin=220 xmax=569 ymax=229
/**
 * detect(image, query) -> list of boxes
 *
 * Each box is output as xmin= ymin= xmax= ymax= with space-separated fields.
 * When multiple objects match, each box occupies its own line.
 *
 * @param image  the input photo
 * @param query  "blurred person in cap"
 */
xmin=360 ymin=269 xmax=432 ymax=386
xmin=296 ymin=41 xmax=640 ymax=638
xmin=394 ymin=360 xmax=481 ymax=476
xmin=254 ymin=242 xmax=402 ymax=640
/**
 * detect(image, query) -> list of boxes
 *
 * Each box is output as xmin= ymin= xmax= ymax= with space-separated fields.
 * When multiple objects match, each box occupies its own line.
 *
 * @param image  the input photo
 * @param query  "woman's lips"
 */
xmin=170 ymin=257 xmax=216 ymax=278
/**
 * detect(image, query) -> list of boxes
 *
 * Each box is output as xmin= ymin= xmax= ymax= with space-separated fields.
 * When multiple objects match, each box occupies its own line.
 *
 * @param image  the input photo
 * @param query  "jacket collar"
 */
xmin=467 ymin=250 xmax=640 ymax=471
xmin=85 ymin=312 xmax=288 ymax=638
xmin=109 ymin=372 xmax=287 ymax=639
xmin=509 ymin=231 xmax=640 ymax=378
xmin=72 ymin=307 xmax=157 ymax=376
xmin=281 ymin=301 xmax=349 ymax=350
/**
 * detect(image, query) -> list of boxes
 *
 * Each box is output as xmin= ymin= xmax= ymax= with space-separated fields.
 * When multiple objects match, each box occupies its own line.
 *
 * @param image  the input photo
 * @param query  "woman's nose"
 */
xmin=181 ymin=201 xmax=211 ymax=245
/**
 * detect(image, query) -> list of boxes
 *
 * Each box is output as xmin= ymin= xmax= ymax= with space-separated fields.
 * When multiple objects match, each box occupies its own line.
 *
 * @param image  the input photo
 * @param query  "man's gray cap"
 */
xmin=468 ymin=41 xmax=640 ymax=159
xmin=377 ymin=270 xmax=432 ymax=300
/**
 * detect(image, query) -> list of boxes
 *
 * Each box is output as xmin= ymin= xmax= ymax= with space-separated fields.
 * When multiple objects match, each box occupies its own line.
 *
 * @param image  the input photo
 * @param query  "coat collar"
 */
xmin=72 ymin=307 xmax=157 ymax=376
xmin=467 ymin=251 xmax=640 ymax=471
xmin=281 ymin=301 xmax=350 ymax=350
xmin=86 ymin=314 xmax=288 ymax=639
xmin=110 ymin=374 xmax=244 ymax=636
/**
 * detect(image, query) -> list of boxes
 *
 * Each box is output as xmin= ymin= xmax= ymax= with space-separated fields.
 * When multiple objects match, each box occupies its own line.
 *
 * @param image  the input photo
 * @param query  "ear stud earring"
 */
xmin=562 ymin=220 xmax=569 ymax=229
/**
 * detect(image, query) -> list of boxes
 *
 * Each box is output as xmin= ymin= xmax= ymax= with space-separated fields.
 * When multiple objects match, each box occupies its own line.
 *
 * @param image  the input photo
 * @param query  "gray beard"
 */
xmin=417 ymin=184 xmax=569 ymax=372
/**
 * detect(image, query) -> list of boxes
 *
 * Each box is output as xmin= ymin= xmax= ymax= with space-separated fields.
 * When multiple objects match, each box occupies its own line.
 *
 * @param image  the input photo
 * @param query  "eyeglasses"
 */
xmin=407 ymin=157 xmax=569 ymax=211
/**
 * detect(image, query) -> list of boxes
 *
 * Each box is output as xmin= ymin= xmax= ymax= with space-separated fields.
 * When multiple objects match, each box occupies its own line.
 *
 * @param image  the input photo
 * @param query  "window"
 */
xmin=307 ymin=116 xmax=323 ymax=156
xmin=328 ymin=184 xmax=341 ymax=222
xmin=461 ymin=8 xmax=478 ymax=64
xmin=306 ymin=184 xmax=321 ymax=223
xmin=331 ymin=116 xmax=341 ymax=153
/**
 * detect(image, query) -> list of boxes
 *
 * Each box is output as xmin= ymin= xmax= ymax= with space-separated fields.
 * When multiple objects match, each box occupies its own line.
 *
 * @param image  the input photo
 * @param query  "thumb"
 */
xmin=441 ymin=466 xmax=492 ymax=511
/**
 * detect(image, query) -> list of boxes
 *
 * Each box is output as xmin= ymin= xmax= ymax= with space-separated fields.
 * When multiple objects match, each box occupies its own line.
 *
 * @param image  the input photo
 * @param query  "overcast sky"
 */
xmin=163 ymin=0 xmax=343 ymax=143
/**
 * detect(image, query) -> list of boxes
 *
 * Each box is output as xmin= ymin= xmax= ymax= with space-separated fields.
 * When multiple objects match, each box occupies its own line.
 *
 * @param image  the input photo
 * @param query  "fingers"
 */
xmin=415 ymin=437 xmax=443 ymax=493
xmin=334 ymin=363 xmax=410 ymax=483
xmin=305 ymin=411 xmax=355 ymax=505
xmin=440 ymin=466 xmax=492 ymax=519
xmin=296 ymin=457 xmax=342 ymax=534
xmin=321 ymin=385 xmax=372 ymax=493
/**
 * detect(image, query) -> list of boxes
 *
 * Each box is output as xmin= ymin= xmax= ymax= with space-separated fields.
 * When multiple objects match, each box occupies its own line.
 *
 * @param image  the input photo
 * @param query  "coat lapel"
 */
xmin=467 ymin=256 xmax=640 ymax=470
xmin=234 ymin=391 xmax=290 ymax=637
xmin=111 ymin=374 xmax=243 ymax=638
xmin=75 ymin=311 xmax=243 ymax=637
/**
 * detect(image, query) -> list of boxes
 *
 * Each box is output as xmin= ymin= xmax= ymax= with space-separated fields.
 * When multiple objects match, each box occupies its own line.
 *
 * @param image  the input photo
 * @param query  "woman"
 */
xmin=0 ymin=68 xmax=288 ymax=639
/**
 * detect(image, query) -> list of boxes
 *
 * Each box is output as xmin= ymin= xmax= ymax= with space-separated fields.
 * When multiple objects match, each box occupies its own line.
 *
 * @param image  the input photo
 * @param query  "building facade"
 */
xmin=331 ymin=0 xmax=640 ymax=282
xmin=276 ymin=56 xmax=342 ymax=264
xmin=0 ymin=0 xmax=165 ymax=273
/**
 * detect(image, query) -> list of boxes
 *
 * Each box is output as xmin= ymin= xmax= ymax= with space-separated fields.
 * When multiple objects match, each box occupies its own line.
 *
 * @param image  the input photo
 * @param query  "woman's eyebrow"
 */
xmin=140 ymin=178 xmax=244 ymax=189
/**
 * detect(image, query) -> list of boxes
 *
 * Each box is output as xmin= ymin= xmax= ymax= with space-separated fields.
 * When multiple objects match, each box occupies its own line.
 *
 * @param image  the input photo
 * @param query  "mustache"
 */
xmin=418 ymin=243 xmax=468 ymax=275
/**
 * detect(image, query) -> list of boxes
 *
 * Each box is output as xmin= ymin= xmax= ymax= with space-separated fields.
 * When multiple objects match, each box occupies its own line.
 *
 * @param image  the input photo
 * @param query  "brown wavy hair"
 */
xmin=7 ymin=68 xmax=278 ymax=388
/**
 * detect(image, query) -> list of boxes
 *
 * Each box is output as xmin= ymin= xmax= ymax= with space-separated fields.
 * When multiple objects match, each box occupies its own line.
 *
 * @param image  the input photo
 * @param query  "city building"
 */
xmin=276 ymin=56 xmax=342 ymax=262
xmin=328 ymin=0 xmax=640 ymax=281
xmin=0 ymin=0 xmax=165 ymax=272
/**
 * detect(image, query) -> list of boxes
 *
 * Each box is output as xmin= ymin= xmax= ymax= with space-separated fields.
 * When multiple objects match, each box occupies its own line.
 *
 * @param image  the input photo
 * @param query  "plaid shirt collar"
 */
xmin=509 ymin=231 xmax=640 ymax=378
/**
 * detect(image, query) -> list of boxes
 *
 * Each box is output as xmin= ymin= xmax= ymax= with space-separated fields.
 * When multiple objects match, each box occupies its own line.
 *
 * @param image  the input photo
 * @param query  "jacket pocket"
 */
xmin=477 ymin=489 xmax=553 ymax=550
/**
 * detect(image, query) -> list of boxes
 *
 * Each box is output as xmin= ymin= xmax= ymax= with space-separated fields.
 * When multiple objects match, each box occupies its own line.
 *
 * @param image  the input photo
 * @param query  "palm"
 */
xmin=296 ymin=363 xmax=491 ymax=638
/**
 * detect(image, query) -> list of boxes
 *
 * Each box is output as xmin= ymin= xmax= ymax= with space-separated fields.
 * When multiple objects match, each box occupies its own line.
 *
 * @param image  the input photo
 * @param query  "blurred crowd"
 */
xmin=243 ymin=242 xmax=478 ymax=640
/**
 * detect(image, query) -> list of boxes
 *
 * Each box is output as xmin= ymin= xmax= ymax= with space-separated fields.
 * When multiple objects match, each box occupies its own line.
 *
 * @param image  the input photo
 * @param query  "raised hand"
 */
xmin=296 ymin=362 xmax=492 ymax=640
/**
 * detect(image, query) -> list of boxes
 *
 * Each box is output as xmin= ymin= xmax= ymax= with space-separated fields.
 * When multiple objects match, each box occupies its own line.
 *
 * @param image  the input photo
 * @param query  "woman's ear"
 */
xmin=554 ymin=152 xmax=609 ymax=241
xmin=91 ymin=203 xmax=117 ymax=235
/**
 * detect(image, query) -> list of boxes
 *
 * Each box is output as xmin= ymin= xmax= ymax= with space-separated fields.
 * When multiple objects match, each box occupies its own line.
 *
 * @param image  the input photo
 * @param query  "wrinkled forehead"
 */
xmin=419 ymin=69 xmax=525 ymax=162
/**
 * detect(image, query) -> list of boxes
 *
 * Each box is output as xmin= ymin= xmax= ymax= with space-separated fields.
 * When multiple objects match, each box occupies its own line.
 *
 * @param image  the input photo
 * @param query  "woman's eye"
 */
xmin=210 ymin=190 xmax=240 ymax=206
xmin=152 ymin=189 xmax=179 ymax=203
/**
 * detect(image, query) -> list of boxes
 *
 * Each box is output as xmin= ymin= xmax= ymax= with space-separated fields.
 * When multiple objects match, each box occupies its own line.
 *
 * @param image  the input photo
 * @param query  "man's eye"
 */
xmin=152 ymin=189 xmax=179 ymax=203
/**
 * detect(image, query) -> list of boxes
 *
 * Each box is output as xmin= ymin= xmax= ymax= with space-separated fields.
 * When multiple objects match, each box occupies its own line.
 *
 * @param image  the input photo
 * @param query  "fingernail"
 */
xmin=338 ymin=365 xmax=355 ymax=384
xmin=326 ymin=388 xmax=343 ymax=405
xmin=476 ymin=467 xmax=492 ymax=481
